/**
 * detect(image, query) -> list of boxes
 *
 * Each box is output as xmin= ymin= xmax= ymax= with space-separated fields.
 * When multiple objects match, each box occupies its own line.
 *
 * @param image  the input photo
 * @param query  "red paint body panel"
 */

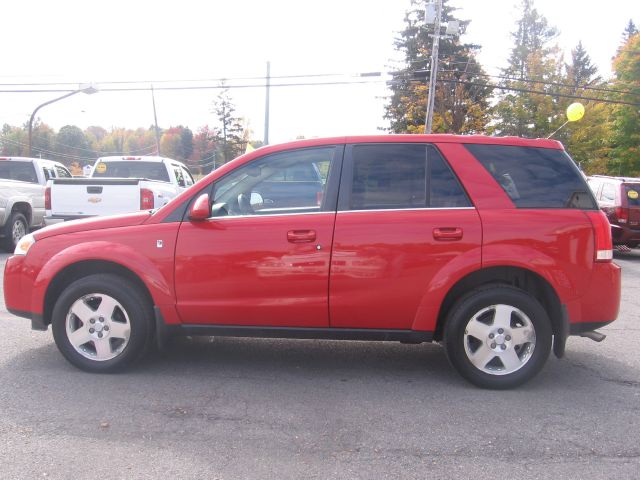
xmin=174 ymin=213 xmax=335 ymax=327
xmin=329 ymin=209 xmax=482 ymax=330
xmin=6 ymin=222 xmax=181 ymax=324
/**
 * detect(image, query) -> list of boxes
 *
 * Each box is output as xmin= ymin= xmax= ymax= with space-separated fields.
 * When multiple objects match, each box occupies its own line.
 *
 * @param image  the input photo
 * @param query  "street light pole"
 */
xmin=28 ymin=84 xmax=98 ymax=157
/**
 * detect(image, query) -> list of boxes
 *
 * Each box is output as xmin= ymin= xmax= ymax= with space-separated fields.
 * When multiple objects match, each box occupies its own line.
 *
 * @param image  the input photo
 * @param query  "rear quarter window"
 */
xmin=465 ymin=144 xmax=597 ymax=209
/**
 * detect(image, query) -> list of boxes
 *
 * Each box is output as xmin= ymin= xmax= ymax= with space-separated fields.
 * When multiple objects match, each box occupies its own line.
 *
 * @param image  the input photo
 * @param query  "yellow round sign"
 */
xmin=628 ymin=190 xmax=639 ymax=200
xmin=566 ymin=102 xmax=585 ymax=122
xmin=95 ymin=163 xmax=107 ymax=174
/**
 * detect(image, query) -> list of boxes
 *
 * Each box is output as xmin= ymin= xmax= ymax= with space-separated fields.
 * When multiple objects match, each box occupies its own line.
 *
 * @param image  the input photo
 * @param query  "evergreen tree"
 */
xmin=560 ymin=42 xmax=612 ymax=173
xmin=566 ymin=41 xmax=600 ymax=92
xmin=384 ymin=0 xmax=492 ymax=134
xmin=211 ymin=85 xmax=245 ymax=163
xmin=622 ymin=19 xmax=637 ymax=43
xmin=492 ymin=0 xmax=562 ymax=138
xmin=609 ymin=33 xmax=640 ymax=175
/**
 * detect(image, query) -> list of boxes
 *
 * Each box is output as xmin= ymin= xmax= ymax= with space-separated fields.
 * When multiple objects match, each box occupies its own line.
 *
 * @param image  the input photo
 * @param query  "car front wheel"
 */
xmin=52 ymin=274 xmax=153 ymax=372
xmin=444 ymin=285 xmax=552 ymax=389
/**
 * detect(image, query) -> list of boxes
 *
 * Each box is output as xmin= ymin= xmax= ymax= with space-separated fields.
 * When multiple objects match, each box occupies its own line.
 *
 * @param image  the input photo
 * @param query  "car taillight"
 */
xmin=45 ymin=186 xmax=51 ymax=210
xmin=586 ymin=210 xmax=613 ymax=262
xmin=140 ymin=188 xmax=154 ymax=210
xmin=615 ymin=207 xmax=629 ymax=224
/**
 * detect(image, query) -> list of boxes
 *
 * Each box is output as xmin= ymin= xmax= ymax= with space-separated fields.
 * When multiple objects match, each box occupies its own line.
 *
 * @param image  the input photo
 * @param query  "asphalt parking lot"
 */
xmin=1 ymin=251 xmax=639 ymax=479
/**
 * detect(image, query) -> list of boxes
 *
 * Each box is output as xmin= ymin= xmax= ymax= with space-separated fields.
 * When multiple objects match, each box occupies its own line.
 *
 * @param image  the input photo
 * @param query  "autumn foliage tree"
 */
xmin=385 ymin=0 xmax=492 ymax=134
xmin=609 ymin=32 xmax=640 ymax=175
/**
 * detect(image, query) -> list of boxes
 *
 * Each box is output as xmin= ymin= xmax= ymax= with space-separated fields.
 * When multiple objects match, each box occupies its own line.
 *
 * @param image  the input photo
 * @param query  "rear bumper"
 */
xmin=611 ymin=224 xmax=640 ymax=244
xmin=566 ymin=261 xmax=621 ymax=329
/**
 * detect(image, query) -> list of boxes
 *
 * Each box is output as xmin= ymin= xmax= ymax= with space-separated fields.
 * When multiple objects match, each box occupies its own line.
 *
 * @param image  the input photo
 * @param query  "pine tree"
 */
xmin=211 ymin=85 xmax=245 ymax=163
xmin=566 ymin=41 xmax=600 ymax=92
xmin=384 ymin=0 xmax=492 ymax=134
xmin=492 ymin=0 xmax=562 ymax=138
xmin=622 ymin=19 xmax=638 ymax=43
xmin=560 ymin=42 xmax=612 ymax=173
xmin=609 ymin=32 xmax=640 ymax=175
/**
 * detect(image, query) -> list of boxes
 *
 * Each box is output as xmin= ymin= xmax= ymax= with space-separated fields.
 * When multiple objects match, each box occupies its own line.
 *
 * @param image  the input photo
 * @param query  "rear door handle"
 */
xmin=287 ymin=230 xmax=317 ymax=243
xmin=433 ymin=227 xmax=463 ymax=241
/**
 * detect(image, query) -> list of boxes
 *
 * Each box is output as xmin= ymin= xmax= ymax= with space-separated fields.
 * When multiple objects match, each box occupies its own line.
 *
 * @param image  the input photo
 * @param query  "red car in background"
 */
xmin=4 ymin=135 xmax=620 ymax=389
xmin=587 ymin=175 xmax=640 ymax=251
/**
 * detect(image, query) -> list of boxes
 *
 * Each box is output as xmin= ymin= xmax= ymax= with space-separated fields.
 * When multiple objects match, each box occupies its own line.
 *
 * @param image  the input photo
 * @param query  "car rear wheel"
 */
xmin=444 ymin=285 xmax=552 ymax=389
xmin=52 ymin=274 xmax=153 ymax=372
xmin=2 ymin=212 xmax=28 ymax=252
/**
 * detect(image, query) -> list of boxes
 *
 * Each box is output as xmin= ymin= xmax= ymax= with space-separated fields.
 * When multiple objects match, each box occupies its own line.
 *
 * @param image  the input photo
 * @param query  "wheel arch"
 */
xmin=43 ymin=260 xmax=155 ymax=327
xmin=9 ymin=200 xmax=33 ymax=225
xmin=433 ymin=266 xmax=563 ymax=342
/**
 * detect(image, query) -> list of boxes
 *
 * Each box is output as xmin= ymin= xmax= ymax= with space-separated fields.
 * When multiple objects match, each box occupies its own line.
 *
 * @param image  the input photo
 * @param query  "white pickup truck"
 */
xmin=0 ymin=156 xmax=72 ymax=251
xmin=45 ymin=156 xmax=195 ymax=224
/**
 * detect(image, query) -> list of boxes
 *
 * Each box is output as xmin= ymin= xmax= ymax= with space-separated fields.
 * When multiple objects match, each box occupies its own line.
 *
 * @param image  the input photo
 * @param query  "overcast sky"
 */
xmin=1 ymin=0 xmax=637 ymax=144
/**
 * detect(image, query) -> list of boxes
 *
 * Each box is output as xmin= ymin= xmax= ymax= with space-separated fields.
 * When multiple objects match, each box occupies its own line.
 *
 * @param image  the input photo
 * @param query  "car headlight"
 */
xmin=14 ymin=234 xmax=35 ymax=256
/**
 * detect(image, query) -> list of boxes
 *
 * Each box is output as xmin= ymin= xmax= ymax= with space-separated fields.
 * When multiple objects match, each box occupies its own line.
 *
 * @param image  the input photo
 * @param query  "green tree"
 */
xmin=0 ymin=124 xmax=26 ymax=156
xmin=609 ymin=33 xmax=640 ymax=175
xmin=211 ymin=85 xmax=245 ymax=163
xmin=492 ymin=0 xmax=563 ymax=138
xmin=558 ymin=42 xmax=612 ymax=173
xmin=384 ymin=0 xmax=492 ymax=134
xmin=55 ymin=125 xmax=90 ymax=165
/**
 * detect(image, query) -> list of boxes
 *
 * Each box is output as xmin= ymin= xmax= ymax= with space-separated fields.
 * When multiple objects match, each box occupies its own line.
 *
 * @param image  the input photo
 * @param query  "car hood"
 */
xmin=34 ymin=211 xmax=152 ymax=240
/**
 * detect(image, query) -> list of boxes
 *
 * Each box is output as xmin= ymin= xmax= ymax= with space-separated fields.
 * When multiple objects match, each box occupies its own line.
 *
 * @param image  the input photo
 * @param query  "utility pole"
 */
xmin=151 ymin=85 xmax=161 ymax=155
xmin=264 ymin=61 xmax=271 ymax=146
xmin=425 ymin=0 xmax=442 ymax=134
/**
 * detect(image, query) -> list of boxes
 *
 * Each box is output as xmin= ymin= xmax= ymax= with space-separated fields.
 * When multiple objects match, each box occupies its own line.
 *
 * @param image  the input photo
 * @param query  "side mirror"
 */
xmin=189 ymin=193 xmax=210 ymax=221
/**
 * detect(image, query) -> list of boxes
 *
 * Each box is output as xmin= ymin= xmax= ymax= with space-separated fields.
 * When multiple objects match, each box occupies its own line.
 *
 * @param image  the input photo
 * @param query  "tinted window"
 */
xmin=0 ymin=162 xmax=38 ymax=183
xmin=466 ymin=144 xmax=597 ymax=209
xmin=92 ymin=161 xmax=170 ymax=182
xmin=181 ymin=166 xmax=194 ymax=186
xmin=348 ymin=144 xmax=470 ymax=210
xmin=212 ymin=147 xmax=335 ymax=217
xmin=428 ymin=146 xmax=472 ymax=208
xmin=173 ymin=166 xmax=186 ymax=187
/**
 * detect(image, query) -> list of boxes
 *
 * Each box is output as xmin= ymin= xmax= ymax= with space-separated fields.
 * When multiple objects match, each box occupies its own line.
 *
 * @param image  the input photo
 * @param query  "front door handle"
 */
xmin=287 ymin=230 xmax=317 ymax=243
xmin=433 ymin=227 xmax=463 ymax=241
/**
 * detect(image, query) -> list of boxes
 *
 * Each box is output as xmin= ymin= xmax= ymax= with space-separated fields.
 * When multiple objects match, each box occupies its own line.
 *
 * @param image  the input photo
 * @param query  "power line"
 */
xmin=0 ymin=79 xmax=385 ymax=94
xmin=0 ymin=72 xmax=352 ymax=88
xmin=435 ymin=69 xmax=640 ymax=98
xmin=433 ymin=78 xmax=640 ymax=106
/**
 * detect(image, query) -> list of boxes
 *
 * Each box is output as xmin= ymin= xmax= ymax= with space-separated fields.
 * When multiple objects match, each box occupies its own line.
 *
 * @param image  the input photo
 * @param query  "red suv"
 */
xmin=587 ymin=175 xmax=640 ymax=250
xmin=4 ymin=135 xmax=620 ymax=389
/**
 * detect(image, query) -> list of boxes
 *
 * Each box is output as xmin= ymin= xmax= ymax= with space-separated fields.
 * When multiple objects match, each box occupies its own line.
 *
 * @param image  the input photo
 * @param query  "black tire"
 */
xmin=51 ymin=274 xmax=154 ymax=373
xmin=1 ymin=212 xmax=28 ymax=252
xmin=444 ymin=285 xmax=552 ymax=389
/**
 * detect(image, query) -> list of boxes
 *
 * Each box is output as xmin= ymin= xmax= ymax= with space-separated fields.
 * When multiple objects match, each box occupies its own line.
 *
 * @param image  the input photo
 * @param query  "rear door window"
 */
xmin=341 ymin=144 xmax=471 ymax=210
xmin=55 ymin=165 xmax=72 ymax=178
xmin=466 ymin=144 xmax=597 ymax=209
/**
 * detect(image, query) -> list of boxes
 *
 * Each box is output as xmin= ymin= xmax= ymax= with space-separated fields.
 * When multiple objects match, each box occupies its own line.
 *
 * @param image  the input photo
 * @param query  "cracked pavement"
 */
xmin=1 ymin=251 xmax=639 ymax=479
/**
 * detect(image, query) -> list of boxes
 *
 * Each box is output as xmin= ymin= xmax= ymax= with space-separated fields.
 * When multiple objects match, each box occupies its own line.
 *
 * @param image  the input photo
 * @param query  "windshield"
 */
xmin=92 ymin=161 xmax=170 ymax=182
